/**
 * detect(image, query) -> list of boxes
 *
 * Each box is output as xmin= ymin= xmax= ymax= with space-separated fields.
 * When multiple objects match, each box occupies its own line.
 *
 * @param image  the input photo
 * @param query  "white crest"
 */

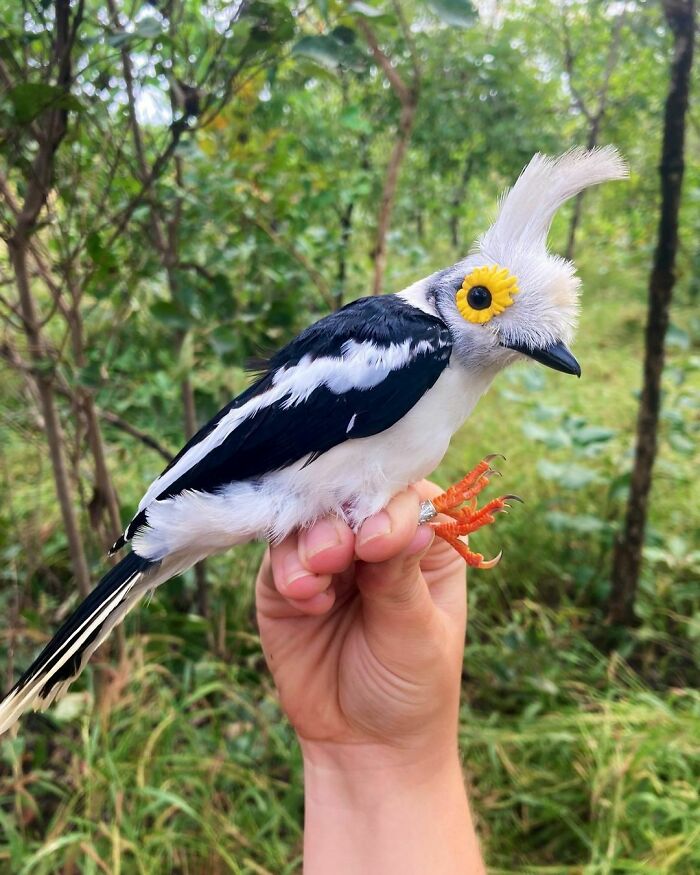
xmin=481 ymin=146 xmax=628 ymax=254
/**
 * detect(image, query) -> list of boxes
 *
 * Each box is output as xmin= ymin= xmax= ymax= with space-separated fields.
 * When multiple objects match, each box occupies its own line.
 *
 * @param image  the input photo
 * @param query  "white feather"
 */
xmin=481 ymin=146 xmax=629 ymax=254
xmin=132 ymin=362 xmax=497 ymax=560
xmin=138 ymin=338 xmax=439 ymax=513
xmin=0 ymin=555 xmax=196 ymax=734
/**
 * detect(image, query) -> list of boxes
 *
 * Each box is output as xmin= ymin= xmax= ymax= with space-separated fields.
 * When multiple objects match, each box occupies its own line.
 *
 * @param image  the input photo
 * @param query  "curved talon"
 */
xmin=477 ymin=550 xmax=503 ymax=570
xmin=431 ymin=456 xmax=518 ymax=569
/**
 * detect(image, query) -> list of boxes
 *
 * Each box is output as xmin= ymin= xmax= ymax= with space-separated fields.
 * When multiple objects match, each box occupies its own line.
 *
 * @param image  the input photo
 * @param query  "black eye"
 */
xmin=466 ymin=285 xmax=492 ymax=310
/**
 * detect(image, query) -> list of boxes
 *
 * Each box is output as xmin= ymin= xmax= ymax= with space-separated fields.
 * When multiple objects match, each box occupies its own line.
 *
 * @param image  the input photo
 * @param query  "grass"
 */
xmin=1 ymin=248 xmax=699 ymax=872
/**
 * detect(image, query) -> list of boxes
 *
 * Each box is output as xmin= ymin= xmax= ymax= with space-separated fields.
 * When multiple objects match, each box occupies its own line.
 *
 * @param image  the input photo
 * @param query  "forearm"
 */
xmin=302 ymin=741 xmax=486 ymax=875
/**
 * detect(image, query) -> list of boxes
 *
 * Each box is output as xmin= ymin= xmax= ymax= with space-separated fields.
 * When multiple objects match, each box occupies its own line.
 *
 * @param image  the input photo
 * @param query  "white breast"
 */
xmin=131 ymin=364 xmax=495 ymax=561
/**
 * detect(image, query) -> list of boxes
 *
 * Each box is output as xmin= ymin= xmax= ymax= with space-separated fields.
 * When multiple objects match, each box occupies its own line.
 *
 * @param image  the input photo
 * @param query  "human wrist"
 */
xmin=300 ymin=735 xmax=463 ymax=808
xmin=301 ymin=737 xmax=484 ymax=875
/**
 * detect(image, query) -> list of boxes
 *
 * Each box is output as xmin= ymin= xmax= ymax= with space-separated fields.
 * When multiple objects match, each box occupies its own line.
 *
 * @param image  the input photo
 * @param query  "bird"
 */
xmin=0 ymin=147 xmax=628 ymax=734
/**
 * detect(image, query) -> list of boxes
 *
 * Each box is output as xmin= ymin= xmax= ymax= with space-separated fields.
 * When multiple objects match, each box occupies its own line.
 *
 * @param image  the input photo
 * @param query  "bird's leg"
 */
xmin=420 ymin=455 xmax=522 ymax=569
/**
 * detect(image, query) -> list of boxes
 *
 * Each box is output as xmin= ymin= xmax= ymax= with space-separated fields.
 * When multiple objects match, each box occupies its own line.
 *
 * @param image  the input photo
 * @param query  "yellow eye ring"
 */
xmin=456 ymin=265 xmax=519 ymax=324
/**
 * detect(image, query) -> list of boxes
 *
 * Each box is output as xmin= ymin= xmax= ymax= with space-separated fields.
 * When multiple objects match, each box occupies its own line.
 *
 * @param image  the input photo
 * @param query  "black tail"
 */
xmin=0 ymin=552 xmax=158 ymax=734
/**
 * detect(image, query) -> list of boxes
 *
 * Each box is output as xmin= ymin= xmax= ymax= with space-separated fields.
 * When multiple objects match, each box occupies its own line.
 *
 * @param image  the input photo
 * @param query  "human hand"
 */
xmin=255 ymin=480 xmax=468 ymax=762
xmin=256 ymin=482 xmax=485 ymax=874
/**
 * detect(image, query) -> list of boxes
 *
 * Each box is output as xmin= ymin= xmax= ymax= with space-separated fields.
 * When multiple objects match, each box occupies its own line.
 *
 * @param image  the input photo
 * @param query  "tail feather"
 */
xmin=0 ymin=552 xmax=160 ymax=735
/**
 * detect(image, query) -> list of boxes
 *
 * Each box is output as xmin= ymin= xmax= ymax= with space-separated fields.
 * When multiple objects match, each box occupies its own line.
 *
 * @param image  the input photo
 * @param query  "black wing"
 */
xmin=117 ymin=295 xmax=451 ymax=548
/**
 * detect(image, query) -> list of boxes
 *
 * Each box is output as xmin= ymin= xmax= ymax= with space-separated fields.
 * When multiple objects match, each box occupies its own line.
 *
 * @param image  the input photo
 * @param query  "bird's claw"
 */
xmin=477 ymin=550 xmax=503 ymax=570
xmin=426 ymin=455 xmax=520 ymax=570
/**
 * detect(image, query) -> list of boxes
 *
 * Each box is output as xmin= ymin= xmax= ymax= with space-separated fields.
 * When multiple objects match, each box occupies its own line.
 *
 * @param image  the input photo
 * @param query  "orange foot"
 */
xmin=419 ymin=455 xmax=522 ymax=569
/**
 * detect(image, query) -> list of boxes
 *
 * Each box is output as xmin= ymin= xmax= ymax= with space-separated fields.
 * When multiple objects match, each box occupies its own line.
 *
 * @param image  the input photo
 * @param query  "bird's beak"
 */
xmin=503 ymin=339 xmax=581 ymax=377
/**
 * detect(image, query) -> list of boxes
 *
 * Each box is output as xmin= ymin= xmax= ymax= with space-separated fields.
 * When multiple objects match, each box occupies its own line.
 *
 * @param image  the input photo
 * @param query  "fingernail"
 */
xmin=283 ymin=553 xmax=314 ymax=593
xmin=358 ymin=511 xmax=392 ymax=545
xmin=303 ymin=519 xmax=342 ymax=559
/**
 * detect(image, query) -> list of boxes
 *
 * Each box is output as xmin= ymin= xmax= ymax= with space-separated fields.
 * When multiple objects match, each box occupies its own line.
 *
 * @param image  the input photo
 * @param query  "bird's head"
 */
xmin=430 ymin=147 xmax=628 ymax=377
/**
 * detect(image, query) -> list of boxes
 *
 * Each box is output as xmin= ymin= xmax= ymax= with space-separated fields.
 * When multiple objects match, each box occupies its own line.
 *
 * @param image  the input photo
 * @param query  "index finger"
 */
xmin=354 ymin=488 xmax=421 ymax=564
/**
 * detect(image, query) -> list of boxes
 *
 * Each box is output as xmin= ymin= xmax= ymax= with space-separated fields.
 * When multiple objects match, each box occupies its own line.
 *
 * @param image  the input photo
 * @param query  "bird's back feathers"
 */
xmin=121 ymin=295 xmax=452 ymax=558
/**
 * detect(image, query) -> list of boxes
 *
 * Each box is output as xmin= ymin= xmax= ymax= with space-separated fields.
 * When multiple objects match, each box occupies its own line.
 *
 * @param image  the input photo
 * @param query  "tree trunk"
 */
xmin=608 ymin=0 xmax=694 ymax=626
xmin=356 ymin=17 xmax=420 ymax=296
xmin=449 ymin=156 xmax=475 ymax=250
xmin=8 ymin=240 xmax=92 ymax=598
xmin=180 ymin=367 xmax=209 ymax=619
xmin=371 ymin=100 xmax=417 ymax=295
xmin=565 ymin=124 xmax=601 ymax=260
xmin=65 ymin=274 xmax=123 ymax=547
xmin=414 ymin=209 xmax=423 ymax=241
xmin=84 ymin=401 xmax=122 ymax=542
xmin=562 ymin=9 xmax=625 ymax=261
xmin=335 ymin=202 xmax=354 ymax=309
xmin=4 ymin=0 xmax=91 ymax=596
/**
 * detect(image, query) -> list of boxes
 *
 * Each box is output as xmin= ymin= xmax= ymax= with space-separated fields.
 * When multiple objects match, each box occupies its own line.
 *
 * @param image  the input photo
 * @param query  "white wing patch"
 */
xmin=137 ymin=337 xmax=438 ymax=512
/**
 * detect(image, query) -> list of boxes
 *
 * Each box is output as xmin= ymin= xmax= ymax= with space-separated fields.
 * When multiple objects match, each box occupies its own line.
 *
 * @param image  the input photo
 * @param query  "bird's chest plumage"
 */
xmin=290 ymin=363 xmax=490 ymax=524
xmin=134 ymin=364 xmax=493 ymax=559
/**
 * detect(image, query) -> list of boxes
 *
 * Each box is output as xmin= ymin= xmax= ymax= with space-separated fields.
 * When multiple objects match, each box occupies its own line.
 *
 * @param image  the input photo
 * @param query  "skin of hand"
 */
xmin=255 ymin=480 xmax=466 ymax=752
xmin=256 ymin=481 xmax=486 ymax=875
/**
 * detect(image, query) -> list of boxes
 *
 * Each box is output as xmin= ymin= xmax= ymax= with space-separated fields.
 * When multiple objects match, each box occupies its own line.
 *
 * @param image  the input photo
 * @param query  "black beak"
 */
xmin=503 ymin=339 xmax=581 ymax=377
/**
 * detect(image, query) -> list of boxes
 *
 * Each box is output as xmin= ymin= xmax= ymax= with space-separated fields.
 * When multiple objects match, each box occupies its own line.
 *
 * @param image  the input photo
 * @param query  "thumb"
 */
xmin=355 ymin=523 xmax=437 ymax=654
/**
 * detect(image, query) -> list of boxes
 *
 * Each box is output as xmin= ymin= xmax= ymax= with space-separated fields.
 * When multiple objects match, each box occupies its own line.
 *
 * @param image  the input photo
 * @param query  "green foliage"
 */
xmin=425 ymin=0 xmax=477 ymax=28
xmin=6 ymin=83 xmax=82 ymax=125
xmin=1 ymin=0 xmax=699 ymax=871
xmin=292 ymin=30 xmax=368 ymax=72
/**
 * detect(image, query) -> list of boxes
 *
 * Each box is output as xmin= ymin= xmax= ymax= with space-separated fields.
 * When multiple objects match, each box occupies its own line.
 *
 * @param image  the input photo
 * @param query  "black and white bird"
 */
xmin=0 ymin=147 xmax=627 ymax=733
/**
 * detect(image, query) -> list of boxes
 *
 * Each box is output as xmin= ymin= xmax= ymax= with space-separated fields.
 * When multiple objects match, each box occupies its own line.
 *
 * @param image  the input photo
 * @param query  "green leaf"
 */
xmin=666 ymin=323 xmax=690 ymax=349
xmin=545 ymin=511 xmax=612 ymax=535
xmin=77 ymin=360 xmax=103 ymax=389
xmin=150 ymin=300 xmax=190 ymax=330
xmin=571 ymin=425 xmax=616 ymax=447
xmin=426 ymin=0 xmax=476 ymax=28
xmin=105 ymin=17 xmax=162 ymax=48
xmin=105 ymin=30 xmax=133 ymax=47
xmin=536 ymin=460 xmax=601 ymax=489
xmin=7 ymin=83 xmax=80 ymax=124
xmin=521 ymin=422 xmax=571 ymax=450
xmin=292 ymin=33 xmax=366 ymax=72
xmin=339 ymin=105 xmax=372 ymax=132
xmin=668 ymin=432 xmax=695 ymax=455
xmin=134 ymin=17 xmax=163 ymax=39
xmin=348 ymin=1 xmax=386 ymax=17
xmin=245 ymin=2 xmax=295 ymax=46
xmin=292 ymin=35 xmax=342 ymax=69
xmin=330 ymin=25 xmax=357 ymax=45
xmin=209 ymin=326 xmax=239 ymax=356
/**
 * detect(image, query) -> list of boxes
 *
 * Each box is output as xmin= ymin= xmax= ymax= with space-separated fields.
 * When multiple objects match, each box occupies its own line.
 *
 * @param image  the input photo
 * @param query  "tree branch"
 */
xmin=1 ymin=341 xmax=173 ymax=463
xmin=356 ymin=19 xmax=412 ymax=105
xmin=560 ymin=15 xmax=594 ymax=124
xmin=355 ymin=6 xmax=419 ymax=295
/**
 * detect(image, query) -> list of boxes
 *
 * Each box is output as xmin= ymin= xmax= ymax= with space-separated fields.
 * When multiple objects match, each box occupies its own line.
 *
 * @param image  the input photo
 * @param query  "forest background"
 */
xmin=0 ymin=0 xmax=698 ymax=872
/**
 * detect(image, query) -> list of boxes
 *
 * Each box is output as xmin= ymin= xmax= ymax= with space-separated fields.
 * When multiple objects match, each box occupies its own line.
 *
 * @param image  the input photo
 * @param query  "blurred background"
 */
xmin=0 ymin=0 xmax=698 ymax=871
